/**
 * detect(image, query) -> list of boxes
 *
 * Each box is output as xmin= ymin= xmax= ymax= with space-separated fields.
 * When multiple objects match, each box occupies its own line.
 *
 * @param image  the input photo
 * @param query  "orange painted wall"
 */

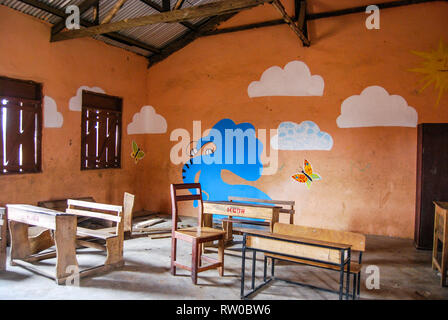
xmin=0 ymin=6 xmax=148 ymax=210
xmin=144 ymin=0 xmax=448 ymax=238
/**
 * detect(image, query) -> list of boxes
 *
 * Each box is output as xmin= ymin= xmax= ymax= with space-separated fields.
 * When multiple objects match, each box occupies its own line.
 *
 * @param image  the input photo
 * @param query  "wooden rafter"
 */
xmin=148 ymin=13 xmax=238 ymax=68
xmin=204 ymin=0 xmax=442 ymax=37
xmin=139 ymin=0 xmax=198 ymax=31
xmin=51 ymin=0 xmax=273 ymax=42
xmin=17 ymin=0 xmax=160 ymax=54
xmin=173 ymin=0 xmax=186 ymax=10
xmin=101 ymin=0 xmax=129 ymax=24
xmin=271 ymin=0 xmax=309 ymax=46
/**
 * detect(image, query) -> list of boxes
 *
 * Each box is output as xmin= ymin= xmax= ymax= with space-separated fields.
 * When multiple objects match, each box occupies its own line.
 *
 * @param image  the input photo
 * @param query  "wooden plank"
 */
xmin=266 ymin=253 xmax=362 ymax=273
xmin=7 ymin=206 xmax=60 ymax=230
xmin=247 ymin=235 xmax=343 ymax=264
xmin=240 ymin=228 xmax=351 ymax=249
xmin=18 ymin=0 xmax=160 ymax=54
xmin=11 ymin=259 xmax=56 ymax=281
xmin=134 ymin=218 xmax=165 ymax=228
xmin=101 ymin=0 xmax=130 ymax=24
xmin=203 ymin=201 xmax=279 ymax=220
xmin=77 ymin=240 xmax=106 ymax=251
xmin=228 ymin=196 xmax=295 ymax=206
xmin=66 ymin=208 xmax=121 ymax=223
xmin=273 ymin=223 xmax=366 ymax=252
xmin=51 ymin=0 xmax=272 ymax=42
xmin=173 ymin=0 xmax=185 ymax=10
xmin=67 ymin=199 xmax=122 ymax=213
xmin=123 ymin=192 xmax=135 ymax=233
xmin=77 ymin=227 xmax=116 ymax=239
xmin=271 ymin=0 xmax=310 ymax=46
xmin=149 ymin=233 xmax=172 ymax=239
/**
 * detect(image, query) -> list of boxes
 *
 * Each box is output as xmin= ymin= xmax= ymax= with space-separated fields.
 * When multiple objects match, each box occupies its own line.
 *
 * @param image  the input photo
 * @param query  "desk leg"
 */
xmin=9 ymin=221 xmax=31 ymax=263
xmin=433 ymin=212 xmax=439 ymax=270
xmin=203 ymin=214 xmax=213 ymax=248
xmin=54 ymin=216 xmax=78 ymax=285
xmin=222 ymin=217 xmax=233 ymax=244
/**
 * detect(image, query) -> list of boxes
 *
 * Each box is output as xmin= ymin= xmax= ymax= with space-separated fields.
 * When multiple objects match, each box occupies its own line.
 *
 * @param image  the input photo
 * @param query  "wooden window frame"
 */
xmin=80 ymin=90 xmax=122 ymax=171
xmin=0 ymin=76 xmax=42 ymax=175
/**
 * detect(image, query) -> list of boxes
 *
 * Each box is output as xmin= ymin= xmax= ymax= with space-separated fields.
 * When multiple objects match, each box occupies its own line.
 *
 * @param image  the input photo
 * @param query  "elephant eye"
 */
xmin=201 ymin=142 xmax=217 ymax=156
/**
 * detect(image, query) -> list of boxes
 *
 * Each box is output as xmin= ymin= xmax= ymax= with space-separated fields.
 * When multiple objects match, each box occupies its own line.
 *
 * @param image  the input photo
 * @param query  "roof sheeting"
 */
xmin=0 ymin=0 xmax=223 ymax=57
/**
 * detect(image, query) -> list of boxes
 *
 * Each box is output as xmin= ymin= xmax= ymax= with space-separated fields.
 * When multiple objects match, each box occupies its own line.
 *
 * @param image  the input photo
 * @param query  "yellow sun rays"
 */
xmin=409 ymin=40 xmax=448 ymax=106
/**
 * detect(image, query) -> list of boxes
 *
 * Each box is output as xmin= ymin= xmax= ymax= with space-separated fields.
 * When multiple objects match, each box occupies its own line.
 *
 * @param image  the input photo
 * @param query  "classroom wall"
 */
xmin=0 ymin=6 xmax=148 ymax=211
xmin=144 ymin=0 xmax=448 ymax=238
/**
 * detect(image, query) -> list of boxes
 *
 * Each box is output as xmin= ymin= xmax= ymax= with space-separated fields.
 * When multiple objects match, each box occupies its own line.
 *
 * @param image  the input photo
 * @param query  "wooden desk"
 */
xmin=433 ymin=201 xmax=448 ymax=286
xmin=239 ymin=228 xmax=352 ymax=300
xmin=203 ymin=201 xmax=281 ymax=243
xmin=7 ymin=204 xmax=78 ymax=284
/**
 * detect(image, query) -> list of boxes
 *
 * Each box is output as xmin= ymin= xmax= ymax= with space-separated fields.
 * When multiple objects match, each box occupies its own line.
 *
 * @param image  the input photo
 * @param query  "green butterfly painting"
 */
xmin=131 ymin=141 xmax=145 ymax=164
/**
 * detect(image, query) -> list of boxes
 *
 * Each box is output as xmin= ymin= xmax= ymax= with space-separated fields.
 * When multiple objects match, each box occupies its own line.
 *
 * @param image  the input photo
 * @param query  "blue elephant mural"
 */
xmin=181 ymin=119 xmax=271 ymax=216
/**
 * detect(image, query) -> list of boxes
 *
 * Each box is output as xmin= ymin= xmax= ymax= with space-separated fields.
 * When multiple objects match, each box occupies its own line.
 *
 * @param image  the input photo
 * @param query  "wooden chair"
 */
xmin=0 ymin=207 xmax=6 ymax=271
xmin=170 ymin=183 xmax=226 ymax=285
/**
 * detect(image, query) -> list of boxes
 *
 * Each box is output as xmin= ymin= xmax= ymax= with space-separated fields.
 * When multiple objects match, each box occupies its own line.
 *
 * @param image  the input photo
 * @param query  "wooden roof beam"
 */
xmin=138 ymin=0 xmax=197 ymax=31
xmin=173 ymin=0 xmax=186 ymax=10
xmin=51 ymin=0 xmax=273 ymax=42
xmin=271 ymin=0 xmax=310 ymax=46
xmin=101 ymin=0 xmax=130 ymax=24
xmin=17 ymin=0 xmax=160 ymax=54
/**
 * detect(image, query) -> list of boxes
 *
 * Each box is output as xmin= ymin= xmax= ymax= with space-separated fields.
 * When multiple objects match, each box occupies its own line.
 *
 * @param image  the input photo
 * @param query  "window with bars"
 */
xmin=0 ymin=76 xmax=42 ymax=175
xmin=81 ymin=90 xmax=122 ymax=170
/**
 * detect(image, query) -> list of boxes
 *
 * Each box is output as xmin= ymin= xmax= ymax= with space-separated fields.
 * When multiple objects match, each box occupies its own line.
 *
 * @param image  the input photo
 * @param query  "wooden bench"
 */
xmin=264 ymin=223 xmax=366 ymax=299
xmin=66 ymin=199 xmax=125 ymax=269
xmin=240 ymin=226 xmax=354 ymax=300
xmin=0 ymin=207 xmax=6 ymax=271
xmin=32 ymin=197 xmax=96 ymax=255
xmin=6 ymin=200 xmax=124 ymax=284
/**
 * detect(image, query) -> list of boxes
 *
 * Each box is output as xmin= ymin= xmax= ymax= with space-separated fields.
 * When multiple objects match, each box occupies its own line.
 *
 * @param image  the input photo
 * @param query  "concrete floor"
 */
xmin=0 ymin=217 xmax=447 ymax=300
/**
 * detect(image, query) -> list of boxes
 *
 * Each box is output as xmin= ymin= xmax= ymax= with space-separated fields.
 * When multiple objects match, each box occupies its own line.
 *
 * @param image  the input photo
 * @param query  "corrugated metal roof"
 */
xmin=0 ymin=0 xmax=223 ymax=58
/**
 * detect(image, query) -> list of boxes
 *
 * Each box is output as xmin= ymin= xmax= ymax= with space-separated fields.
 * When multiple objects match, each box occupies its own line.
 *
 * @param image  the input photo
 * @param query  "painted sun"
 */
xmin=410 ymin=40 xmax=448 ymax=106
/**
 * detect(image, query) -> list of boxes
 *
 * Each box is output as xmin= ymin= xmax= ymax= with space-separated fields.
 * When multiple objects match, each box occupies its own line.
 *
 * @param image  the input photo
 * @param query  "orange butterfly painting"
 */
xmin=292 ymin=159 xmax=321 ymax=189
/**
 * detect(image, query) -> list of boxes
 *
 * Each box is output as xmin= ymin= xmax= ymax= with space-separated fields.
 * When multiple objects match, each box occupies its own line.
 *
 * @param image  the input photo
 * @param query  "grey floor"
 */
xmin=0 ymin=218 xmax=447 ymax=300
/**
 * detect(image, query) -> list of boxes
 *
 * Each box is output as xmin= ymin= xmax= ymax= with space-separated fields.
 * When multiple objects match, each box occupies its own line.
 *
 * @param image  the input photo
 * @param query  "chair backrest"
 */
xmin=123 ymin=192 xmax=135 ymax=234
xmin=170 ymin=183 xmax=203 ymax=232
xmin=229 ymin=197 xmax=295 ymax=216
xmin=273 ymin=223 xmax=366 ymax=252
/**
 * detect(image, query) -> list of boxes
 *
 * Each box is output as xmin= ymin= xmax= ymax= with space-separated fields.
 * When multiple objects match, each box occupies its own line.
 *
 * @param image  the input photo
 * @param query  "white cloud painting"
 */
xmin=336 ymin=86 xmax=418 ymax=128
xmin=43 ymin=96 xmax=63 ymax=128
xmin=248 ymin=61 xmax=324 ymax=98
xmin=127 ymin=106 xmax=167 ymax=134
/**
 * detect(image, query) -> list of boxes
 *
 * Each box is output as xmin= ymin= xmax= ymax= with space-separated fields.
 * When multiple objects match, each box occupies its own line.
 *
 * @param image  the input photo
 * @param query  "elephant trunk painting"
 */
xmin=181 ymin=119 xmax=271 ymax=204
